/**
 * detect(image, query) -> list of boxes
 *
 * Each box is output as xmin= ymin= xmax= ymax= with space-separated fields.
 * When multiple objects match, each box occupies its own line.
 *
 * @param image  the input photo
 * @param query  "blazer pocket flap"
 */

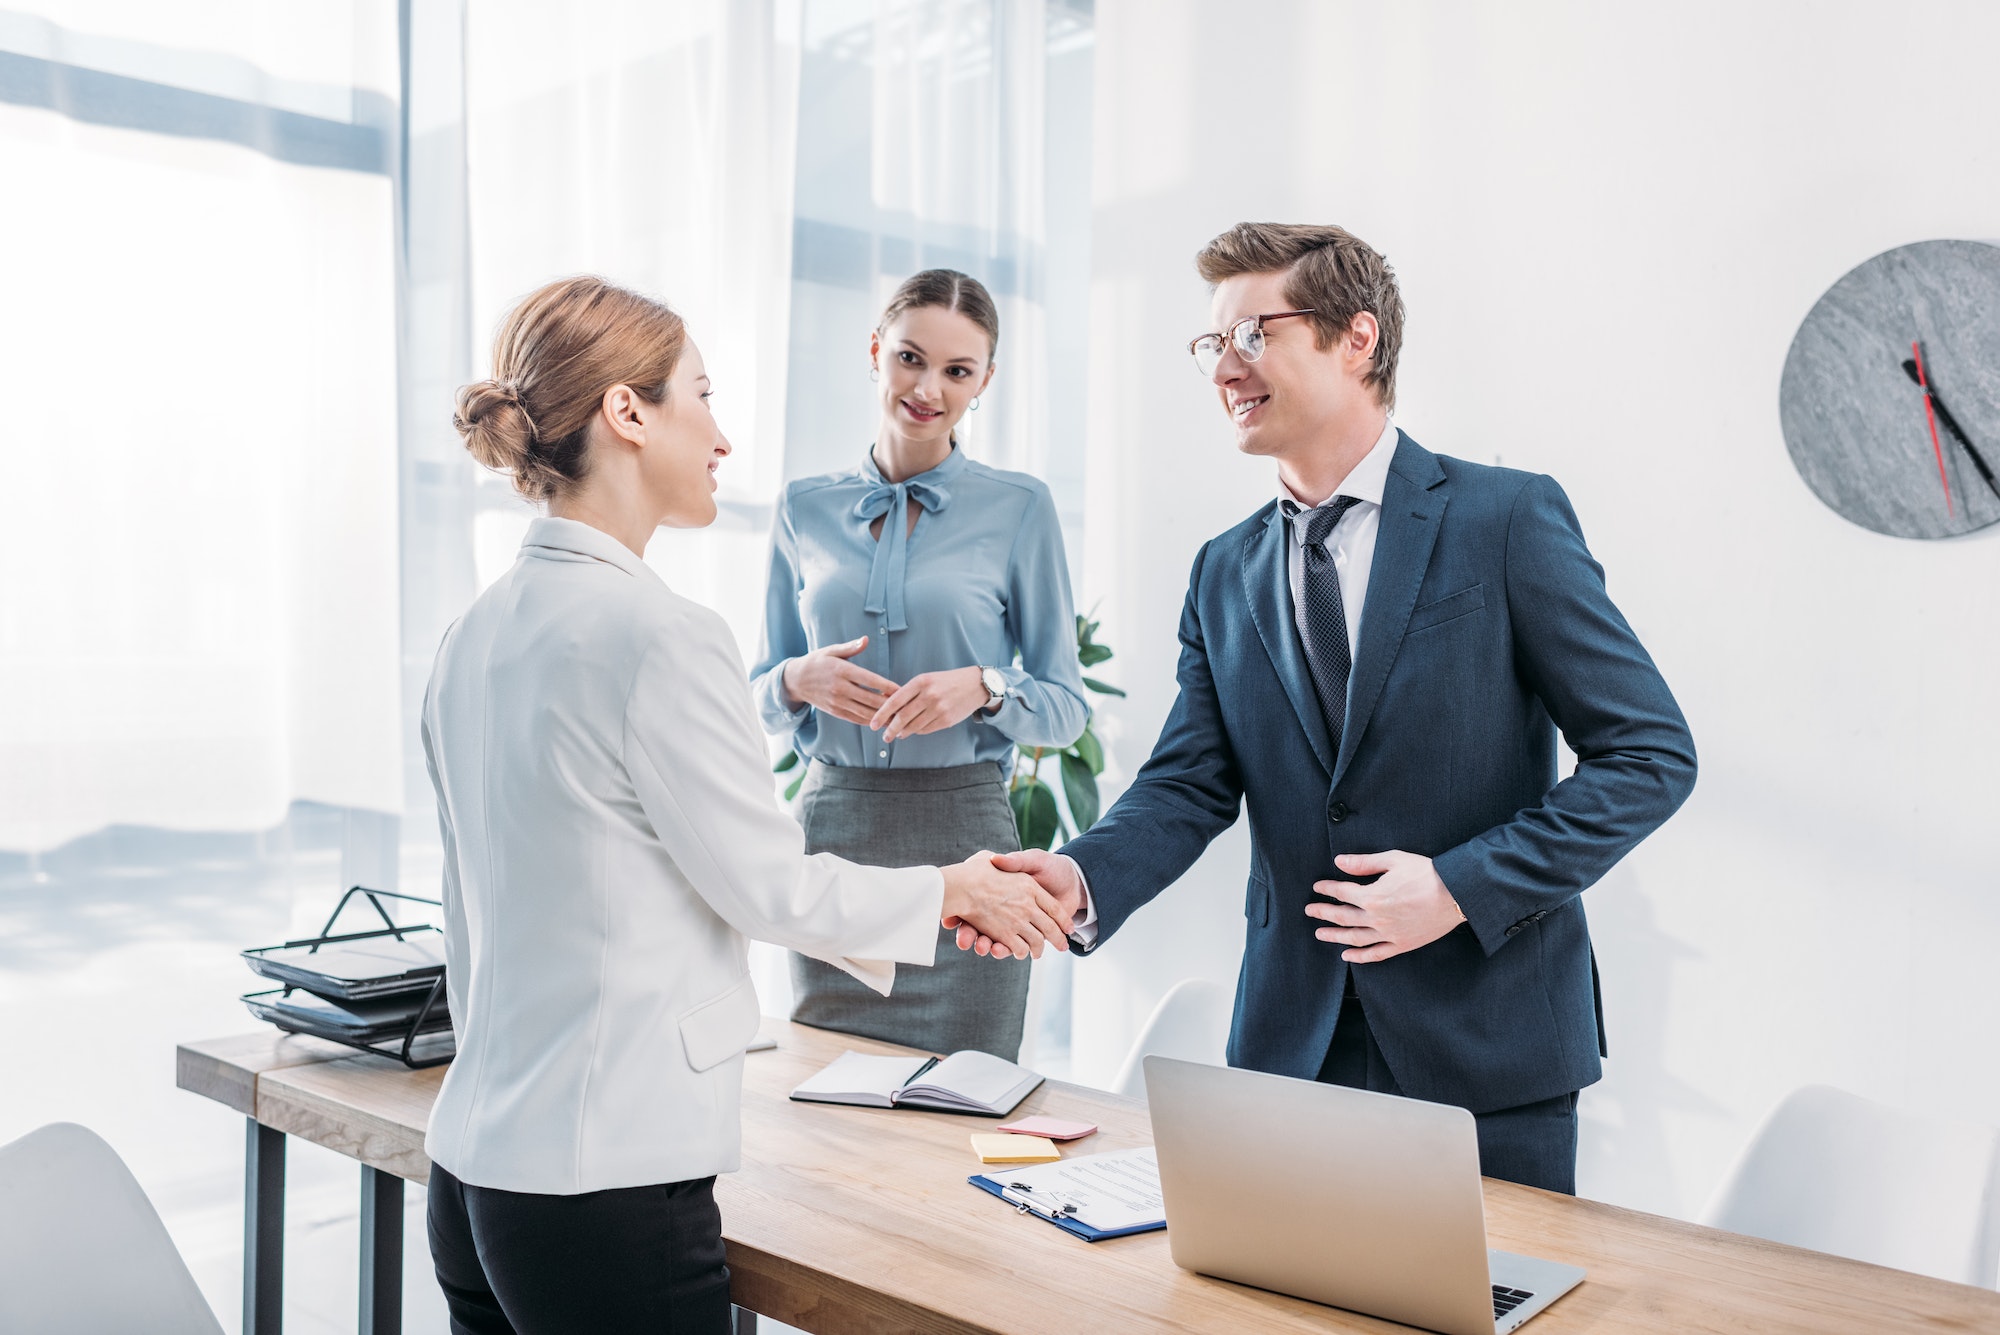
xmin=1245 ymin=870 xmax=1272 ymax=927
xmin=1406 ymin=583 xmax=1485 ymax=634
xmin=679 ymin=975 xmax=762 ymax=1073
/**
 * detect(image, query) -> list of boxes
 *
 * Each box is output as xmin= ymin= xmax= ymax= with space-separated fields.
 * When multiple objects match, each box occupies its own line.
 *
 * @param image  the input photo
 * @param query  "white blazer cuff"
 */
xmin=816 ymin=864 xmax=944 ymax=995
xmin=838 ymin=957 xmax=900 ymax=997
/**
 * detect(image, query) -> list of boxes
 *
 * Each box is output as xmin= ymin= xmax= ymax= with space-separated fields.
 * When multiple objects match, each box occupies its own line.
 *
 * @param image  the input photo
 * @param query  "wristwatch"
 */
xmin=979 ymin=666 xmax=1008 ymax=714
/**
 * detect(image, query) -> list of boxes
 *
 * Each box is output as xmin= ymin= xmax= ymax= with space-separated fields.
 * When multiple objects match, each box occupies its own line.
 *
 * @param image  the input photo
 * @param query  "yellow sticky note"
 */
xmin=971 ymin=1133 xmax=1061 ymax=1164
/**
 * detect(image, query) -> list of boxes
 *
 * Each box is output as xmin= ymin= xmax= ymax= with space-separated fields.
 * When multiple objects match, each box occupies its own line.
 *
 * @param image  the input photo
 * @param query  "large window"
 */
xmin=0 ymin=6 xmax=434 ymax=1325
xmin=1 ymin=4 xmax=1094 ymax=1327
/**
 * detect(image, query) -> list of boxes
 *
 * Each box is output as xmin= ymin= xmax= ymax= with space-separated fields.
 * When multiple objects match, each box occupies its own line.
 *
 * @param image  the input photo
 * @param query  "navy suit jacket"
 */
xmin=1063 ymin=432 xmax=1696 ymax=1114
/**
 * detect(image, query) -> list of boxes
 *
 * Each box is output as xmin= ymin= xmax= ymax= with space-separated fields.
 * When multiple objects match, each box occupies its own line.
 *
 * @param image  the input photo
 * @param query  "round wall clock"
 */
xmin=1779 ymin=239 xmax=2000 ymax=539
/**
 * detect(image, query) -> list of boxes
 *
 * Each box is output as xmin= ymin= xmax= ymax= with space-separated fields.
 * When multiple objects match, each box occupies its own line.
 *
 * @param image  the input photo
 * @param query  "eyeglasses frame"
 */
xmin=1187 ymin=308 xmax=1318 ymax=375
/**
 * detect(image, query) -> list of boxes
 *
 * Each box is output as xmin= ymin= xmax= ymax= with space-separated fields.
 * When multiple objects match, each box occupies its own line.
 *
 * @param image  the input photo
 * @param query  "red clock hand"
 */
xmin=1912 ymin=340 xmax=1953 ymax=518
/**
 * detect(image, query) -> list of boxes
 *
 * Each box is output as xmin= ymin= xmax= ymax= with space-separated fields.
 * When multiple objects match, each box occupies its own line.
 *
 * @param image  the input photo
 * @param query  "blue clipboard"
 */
xmin=967 ymin=1173 xmax=1167 ymax=1242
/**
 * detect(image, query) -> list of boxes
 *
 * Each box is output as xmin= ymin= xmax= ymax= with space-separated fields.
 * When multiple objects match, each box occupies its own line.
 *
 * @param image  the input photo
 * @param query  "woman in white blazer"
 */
xmin=423 ymin=276 xmax=1069 ymax=1334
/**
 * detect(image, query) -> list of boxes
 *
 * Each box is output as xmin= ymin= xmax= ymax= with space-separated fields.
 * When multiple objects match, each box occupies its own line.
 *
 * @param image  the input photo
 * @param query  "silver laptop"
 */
xmin=1145 ymin=1056 xmax=1585 ymax=1334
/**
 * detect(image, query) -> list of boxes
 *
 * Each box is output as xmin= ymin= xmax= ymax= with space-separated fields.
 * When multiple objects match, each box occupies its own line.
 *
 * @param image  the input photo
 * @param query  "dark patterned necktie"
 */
xmin=1288 ymin=495 xmax=1364 ymax=752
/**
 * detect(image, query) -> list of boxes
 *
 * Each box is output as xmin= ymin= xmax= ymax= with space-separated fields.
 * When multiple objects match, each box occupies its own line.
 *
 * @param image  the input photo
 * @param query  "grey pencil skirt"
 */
xmin=790 ymin=760 xmax=1031 ymax=1062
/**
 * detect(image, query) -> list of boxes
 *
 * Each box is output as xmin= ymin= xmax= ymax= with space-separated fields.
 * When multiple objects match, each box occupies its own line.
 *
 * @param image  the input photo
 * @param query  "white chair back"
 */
xmin=1110 ymin=977 xmax=1233 ymax=1101
xmin=0 ymin=1122 xmax=224 ymax=1334
xmin=1701 ymin=1084 xmax=2000 ymax=1288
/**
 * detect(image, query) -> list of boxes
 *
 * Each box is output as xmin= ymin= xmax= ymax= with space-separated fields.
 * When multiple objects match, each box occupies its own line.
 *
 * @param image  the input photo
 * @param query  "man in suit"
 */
xmin=983 ymin=222 xmax=1697 ymax=1193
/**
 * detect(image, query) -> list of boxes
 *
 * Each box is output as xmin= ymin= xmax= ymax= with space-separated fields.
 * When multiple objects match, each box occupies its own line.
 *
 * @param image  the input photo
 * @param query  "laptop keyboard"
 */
xmin=1492 ymin=1286 xmax=1535 ymax=1320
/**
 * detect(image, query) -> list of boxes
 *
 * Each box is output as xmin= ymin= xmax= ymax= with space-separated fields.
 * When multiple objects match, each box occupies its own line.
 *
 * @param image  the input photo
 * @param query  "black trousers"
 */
xmin=1317 ymin=988 xmax=1580 ymax=1195
xmin=427 ymin=1163 xmax=733 ymax=1335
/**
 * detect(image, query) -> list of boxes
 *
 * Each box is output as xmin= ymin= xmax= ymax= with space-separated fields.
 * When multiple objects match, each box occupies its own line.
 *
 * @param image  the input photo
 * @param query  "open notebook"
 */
xmin=790 ymin=1049 xmax=1043 ymax=1118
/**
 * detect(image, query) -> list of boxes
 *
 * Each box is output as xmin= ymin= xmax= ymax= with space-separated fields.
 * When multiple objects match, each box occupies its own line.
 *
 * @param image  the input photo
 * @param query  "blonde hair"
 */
xmin=453 ymin=276 xmax=688 ymax=502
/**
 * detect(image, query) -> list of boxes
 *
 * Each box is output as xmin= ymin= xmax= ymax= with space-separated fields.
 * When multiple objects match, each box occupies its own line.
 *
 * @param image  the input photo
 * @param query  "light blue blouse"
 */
xmin=751 ymin=445 xmax=1088 ymax=772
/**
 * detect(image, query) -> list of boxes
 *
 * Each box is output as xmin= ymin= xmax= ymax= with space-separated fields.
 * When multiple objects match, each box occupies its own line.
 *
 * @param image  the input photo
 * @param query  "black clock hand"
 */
xmin=1902 ymin=358 xmax=2000 ymax=502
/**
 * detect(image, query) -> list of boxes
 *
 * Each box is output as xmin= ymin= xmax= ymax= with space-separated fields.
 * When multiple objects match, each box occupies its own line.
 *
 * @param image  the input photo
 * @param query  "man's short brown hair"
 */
xmin=1195 ymin=222 xmax=1404 ymax=409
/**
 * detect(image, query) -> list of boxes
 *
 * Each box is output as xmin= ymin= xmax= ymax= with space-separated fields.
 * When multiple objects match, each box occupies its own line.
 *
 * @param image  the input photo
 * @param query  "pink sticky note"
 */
xmin=995 ymin=1116 xmax=1098 ymax=1142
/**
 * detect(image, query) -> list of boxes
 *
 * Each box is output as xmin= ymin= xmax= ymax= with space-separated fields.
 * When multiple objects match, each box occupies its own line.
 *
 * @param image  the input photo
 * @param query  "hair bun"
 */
xmin=453 ymin=378 xmax=538 ymax=476
xmin=456 ymin=276 xmax=687 ymax=503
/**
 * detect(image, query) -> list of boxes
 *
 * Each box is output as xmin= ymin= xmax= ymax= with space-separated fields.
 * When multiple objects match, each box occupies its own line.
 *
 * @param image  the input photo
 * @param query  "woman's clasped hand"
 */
xmin=779 ymin=635 xmax=896 ymax=727
xmin=780 ymin=640 xmax=991 ymax=743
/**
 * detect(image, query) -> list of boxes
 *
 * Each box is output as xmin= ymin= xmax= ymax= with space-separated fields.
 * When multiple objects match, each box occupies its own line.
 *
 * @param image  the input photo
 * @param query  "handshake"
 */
xmin=937 ymin=849 xmax=1084 ymax=961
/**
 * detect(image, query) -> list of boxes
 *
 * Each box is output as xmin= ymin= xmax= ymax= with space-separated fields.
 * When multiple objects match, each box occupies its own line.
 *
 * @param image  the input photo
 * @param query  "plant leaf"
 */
xmin=784 ymin=771 xmax=806 ymax=802
xmin=1010 ymin=779 xmax=1063 ymax=851
xmin=1060 ymin=751 xmax=1101 ymax=831
xmin=1072 ymin=726 xmax=1104 ymax=775
xmin=1030 ymin=784 xmax=1063 ymax=850
xmin=773 ymin=749 xmax=800 ymax=773
xmin=1008 ymin=781 xmax=1035 ymax=843
xmin=1082 ymin=676 xmax=1126 ymax=697
xmin=1078 ymin=642 xmax=1113 ymax=667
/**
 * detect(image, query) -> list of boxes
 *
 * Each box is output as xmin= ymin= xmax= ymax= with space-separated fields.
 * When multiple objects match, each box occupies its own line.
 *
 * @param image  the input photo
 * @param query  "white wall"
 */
xmin=1076 ymin=0 xmax=2000 ymax=1219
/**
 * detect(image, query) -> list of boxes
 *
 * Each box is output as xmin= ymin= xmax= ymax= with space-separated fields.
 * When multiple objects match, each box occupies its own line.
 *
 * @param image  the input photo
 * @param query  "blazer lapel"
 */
xmin=1334 ymin=433 xmax=1448 ymax=787
xmin=1242 ymin=505 xmax=1337 ymax=777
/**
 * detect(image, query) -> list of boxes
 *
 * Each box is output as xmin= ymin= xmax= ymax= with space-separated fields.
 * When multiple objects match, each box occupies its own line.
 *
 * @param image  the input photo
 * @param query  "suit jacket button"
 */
xmin=1505 ymin=923 xmax=1521 ymax=937
xmin=1327 ymin=801 xmax=1350 ymax=823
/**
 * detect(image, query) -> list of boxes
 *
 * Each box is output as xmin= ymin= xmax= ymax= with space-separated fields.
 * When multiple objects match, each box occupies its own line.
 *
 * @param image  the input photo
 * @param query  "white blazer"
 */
xmin=421 ymin=517 xmax=943 ymax=1195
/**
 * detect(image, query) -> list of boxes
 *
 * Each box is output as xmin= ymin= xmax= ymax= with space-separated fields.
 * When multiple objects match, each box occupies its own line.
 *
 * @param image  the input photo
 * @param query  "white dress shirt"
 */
xmin=421 ymin=517 xmax=944 ymax=1195
xmin=1281 ymin=417 xmax=1398 ymax=675
xmin=1068 ymin=420 xmax=1399 ymax=942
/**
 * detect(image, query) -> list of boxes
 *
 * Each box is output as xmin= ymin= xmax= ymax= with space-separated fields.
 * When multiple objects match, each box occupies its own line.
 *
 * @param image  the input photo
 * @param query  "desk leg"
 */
xmin=359 ymin=1164 xmax=404 ymax=1335
xmin=244 ymin=1119 xmax=285 ymax=1335
xmin=731 ymin=1306 xmax=758 ymax=1334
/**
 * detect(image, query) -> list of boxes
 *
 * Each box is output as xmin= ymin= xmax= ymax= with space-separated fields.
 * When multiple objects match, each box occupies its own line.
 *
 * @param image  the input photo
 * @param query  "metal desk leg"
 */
xmin=359 ymin=1164 xmax=405 ymax=1335
xmin=732 ymin=1306 xmax=758 ymax=1334
xmin=244 ymin=1119 xmax=285 ymax=1335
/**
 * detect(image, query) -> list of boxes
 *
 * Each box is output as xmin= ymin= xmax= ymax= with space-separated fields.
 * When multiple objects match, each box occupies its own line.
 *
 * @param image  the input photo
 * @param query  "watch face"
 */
xmin=982 ymin=667 xmax=1006 ymax=699
xmin=1779 ymin=239 xmax=2000 ymax=539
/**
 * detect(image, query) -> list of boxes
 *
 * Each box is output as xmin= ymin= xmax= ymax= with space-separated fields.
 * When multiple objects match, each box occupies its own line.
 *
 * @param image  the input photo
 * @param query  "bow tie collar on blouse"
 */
xmin=854 ymin=448 xmax=961 ymax=632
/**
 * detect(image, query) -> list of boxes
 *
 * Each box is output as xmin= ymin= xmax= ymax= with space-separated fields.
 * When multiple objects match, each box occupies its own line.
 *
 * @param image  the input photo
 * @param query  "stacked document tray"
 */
xmin=243 ymin=985 xmax=454 ymax=1045
xmin=240 ymin=887 xmax=454 ymax=1068
xmin=245 ymin=929 xmax=445 ymax=1000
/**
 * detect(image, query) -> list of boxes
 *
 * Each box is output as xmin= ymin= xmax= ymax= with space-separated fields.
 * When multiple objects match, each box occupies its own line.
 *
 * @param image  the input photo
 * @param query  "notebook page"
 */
xmin=793 ymin=1052 xmax=931 ymax=1102
xmin=904 ymin=1050 xmax=1029 ymax=1106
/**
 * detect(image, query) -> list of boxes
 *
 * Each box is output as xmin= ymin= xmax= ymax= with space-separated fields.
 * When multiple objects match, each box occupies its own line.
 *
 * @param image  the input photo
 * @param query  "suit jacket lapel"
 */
xmin=1242 ymin=505 xmax=1337 ymax=777
xmin=1334 ymin=433 xmax=1448 ymax=786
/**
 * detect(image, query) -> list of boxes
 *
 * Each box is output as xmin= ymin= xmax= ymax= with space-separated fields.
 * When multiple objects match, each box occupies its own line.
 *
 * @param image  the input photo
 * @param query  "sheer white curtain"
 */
xmin=463 ymin=0 xmax=804 ymax=655
xmin=0 ymin=2 xmax=404 ymax=852
xmin=869 ymin=0 xmax=1048 ymax=476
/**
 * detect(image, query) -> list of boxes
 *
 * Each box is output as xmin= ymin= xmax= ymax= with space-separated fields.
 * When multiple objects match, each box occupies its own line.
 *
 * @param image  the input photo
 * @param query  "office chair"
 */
xmin=1701 ymin=1084 xmax=2000 ymax=1288
xmin=0 ymin=1122 xmax=224 ymax=1334
xmin=1109 ymin=977 xmax=1232 ymax=1101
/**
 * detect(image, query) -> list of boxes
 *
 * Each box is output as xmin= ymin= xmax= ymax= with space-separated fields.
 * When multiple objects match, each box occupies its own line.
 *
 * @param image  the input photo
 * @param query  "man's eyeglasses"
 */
xmin=1187 ymin=309 xmax=1316 ymax=378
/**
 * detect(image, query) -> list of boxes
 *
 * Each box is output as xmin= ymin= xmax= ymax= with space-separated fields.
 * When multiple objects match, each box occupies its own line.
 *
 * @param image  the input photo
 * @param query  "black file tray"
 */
xmin=244 ymin=985 xmax=453 ymax=1045
xmin=241 ymin=886 xmax=455 ymax=1069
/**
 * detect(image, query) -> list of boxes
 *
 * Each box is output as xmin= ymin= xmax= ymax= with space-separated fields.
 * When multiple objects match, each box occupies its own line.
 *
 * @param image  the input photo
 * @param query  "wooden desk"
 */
xmin=179 ymin=1022 xmax=2000 ymax=1335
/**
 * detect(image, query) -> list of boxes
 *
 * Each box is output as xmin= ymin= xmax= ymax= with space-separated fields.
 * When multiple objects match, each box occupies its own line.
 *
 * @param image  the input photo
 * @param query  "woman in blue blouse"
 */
xmin=752 ymin=270 xmax=1087 ymax=1061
